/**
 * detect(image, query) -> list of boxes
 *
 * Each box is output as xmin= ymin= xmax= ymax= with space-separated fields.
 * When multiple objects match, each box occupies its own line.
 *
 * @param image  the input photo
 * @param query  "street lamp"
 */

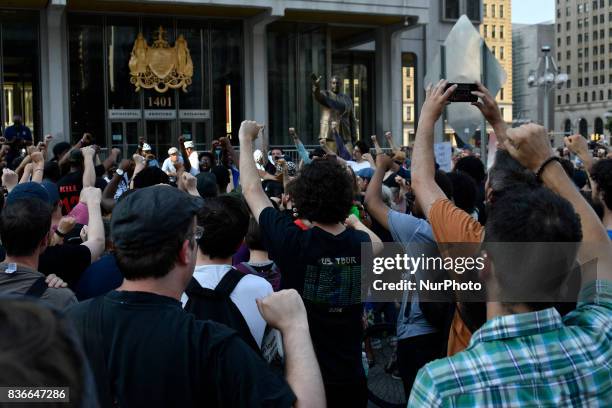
xmin=527 ymin=46 xmax=568 ymax=132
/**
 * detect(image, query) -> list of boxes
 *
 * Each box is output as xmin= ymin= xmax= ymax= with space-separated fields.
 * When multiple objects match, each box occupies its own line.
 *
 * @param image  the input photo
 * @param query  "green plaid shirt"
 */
xmin=409 ymin=280 xmax=612 ymax=407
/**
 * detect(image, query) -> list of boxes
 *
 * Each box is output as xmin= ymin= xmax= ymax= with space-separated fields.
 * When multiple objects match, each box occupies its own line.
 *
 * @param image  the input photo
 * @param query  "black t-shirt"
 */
xmin=57 ymin=166 xmax=107 ymax=215
xmin=67 ymin=290 xmax=295 ymax=408
xmin=259 ymin=207 xmax=369 ymax=385
xmin=39 ymin=244 xmax=91 ymax=288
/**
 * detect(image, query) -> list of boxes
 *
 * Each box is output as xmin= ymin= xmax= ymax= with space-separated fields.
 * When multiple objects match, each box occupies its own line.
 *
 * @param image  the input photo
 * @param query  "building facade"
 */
xmin=0 ymin=0 xmax=482 ymax=155
xmin=480 ymin=0 xmax=513 ymax=124
xmin=512 ymin=23 xmax=555 ymax=127
xmin=555 ymin=0 xmax=611 ymax=140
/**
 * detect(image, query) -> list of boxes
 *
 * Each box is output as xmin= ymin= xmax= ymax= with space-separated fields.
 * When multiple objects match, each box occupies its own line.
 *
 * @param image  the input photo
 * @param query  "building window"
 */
xmin=594 ymin=76 xmax=598 ymax=85
xmin=558 ymin=95 xmax=562 ymax=105
xmin=566 ymin=65 xmax=571 ymax=74
xmin=492 ymin=46 xmax=496 ymax=57
xmin=500 ymin=88 xmax=504 ymax=100
xmin=558 ymin=52 xmax=562 ymax=61
xmin=609 ymin=90 xmax=612 ymax=100
xmin=584 ymin=92 xmax=588 ymax=102
xmin=578 ymin=34 xmax=582 ymax=43
xmin=492 ymin=4 xmax=496 ymax=17
xmin=442 ymin=0 xmax=460 ymax=20
xmin=566 ymin=50 xmax=571 ymax=59
xmin=600 ymin=90 xmax=604 ymax=100
xmin=483 ymin=4 xmax=487 ymax=17
xmin=492 ymin=25 xmax=496 ymax=39
xmin=557 ymin=23 xmax=561 ymax=33
xmin=566 ymin=36 xmax=571 ymax=45
xmin=500 ymin=46 xmax=504 ymax=60
xmin=484 ymin=25 xmax=488 ymax=37
xmin=566 ymin=21 xmax=571 ymax=30
xmin=557 ymin=38 xmax=561 ymax=47
xmin=465 ymin=0 xmax=481 ymax=21
xmin=500 ymin=26 xmax=504 ymax=39
xmin=566 ymin=94 xmax=570 ymax=103
xmin=592 ymin=91 xmax=596 ymax=101
xmin=578 ymin=78 xmax=583 ymax=86
xmin=500 ymin=4 xmax=504 ymax=18
xmin=594 ymin=31 xmax=598 ymax=40
xmin=585 ymin=78 xmax=589 ymax=86
xmin=577 ymin=93 xmax=581 ymax=103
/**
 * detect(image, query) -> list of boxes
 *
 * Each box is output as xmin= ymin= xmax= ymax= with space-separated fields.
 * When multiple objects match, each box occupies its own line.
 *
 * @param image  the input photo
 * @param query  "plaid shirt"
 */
xmin=409 ymin=280 xmax=612 ymax=407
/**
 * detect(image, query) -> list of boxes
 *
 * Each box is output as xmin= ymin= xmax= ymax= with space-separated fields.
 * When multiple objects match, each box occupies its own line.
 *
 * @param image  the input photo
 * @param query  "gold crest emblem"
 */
xmin=129 ymin=26 xmax=193 ymax=93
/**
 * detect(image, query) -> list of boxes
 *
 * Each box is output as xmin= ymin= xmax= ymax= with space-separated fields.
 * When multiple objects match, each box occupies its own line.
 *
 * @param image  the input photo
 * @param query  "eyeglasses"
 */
xmin=193 ymin=226 xmax=204 ymax=241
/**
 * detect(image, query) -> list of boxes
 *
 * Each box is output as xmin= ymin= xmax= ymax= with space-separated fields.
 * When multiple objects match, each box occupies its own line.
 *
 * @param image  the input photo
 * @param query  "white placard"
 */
xmin=108 ymin=109 xmax=141 ymax=120
xmin=144 ymin=110 xmax=177 ymax=120
xmin=179 ymin=110 xmax=210 ymax=120
xmin=434 ymin=142 xmax=453 ymax=172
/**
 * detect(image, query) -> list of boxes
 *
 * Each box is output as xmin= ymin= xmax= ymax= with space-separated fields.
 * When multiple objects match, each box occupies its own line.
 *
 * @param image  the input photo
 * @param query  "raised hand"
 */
xmin=2 ymin=168 xmax=18 ymax=191
xmin=471 ymin=81 xmax=503 ymax=128
xmin=376 ymin=153 xmax=393 ymax=171
xmin=57 ymin=217 xmax=76 ymax=236
xmin=44 ymin=134 xmax=53 ymax=145
xmin=256 ymin=289 xmax=308 ymax=332
xmin=80 ymin=186 xmax=102 ymax=205
xmin=30 ymin=151 xmax=44 ymax=165
xmin=421 ymin=79 xmax=457 ymax=123
xmin=564 ymin=134 xmax=589 ymax=158
xmin=504 ymin=124 xmax=553 ymax=172
xmin=384 ymin=131 xmax=392 ymax=141
xmin=81 ymin=146 xmax=96 ymax=159
xmin=238 ymin=120 xmax=264 ymax=143
xmin=45 ymin=274 xmax=68 ymax=289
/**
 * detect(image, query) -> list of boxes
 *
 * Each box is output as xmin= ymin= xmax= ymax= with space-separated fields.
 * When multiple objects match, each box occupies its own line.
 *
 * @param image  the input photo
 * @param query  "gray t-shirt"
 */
xmin=387 ymin=210 xmax=438 ymax=339
xmin=0 ymin=262 xmax=77 ymax=310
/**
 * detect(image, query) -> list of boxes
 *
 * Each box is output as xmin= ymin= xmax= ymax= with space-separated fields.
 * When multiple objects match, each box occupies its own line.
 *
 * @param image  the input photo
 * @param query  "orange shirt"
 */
xmin=428 ymin=198 xmax=485 ymax=356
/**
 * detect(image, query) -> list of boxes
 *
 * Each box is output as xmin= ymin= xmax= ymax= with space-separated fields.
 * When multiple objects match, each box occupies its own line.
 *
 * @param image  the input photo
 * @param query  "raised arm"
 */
xmin=79 ymin=187 xmax=105 ymax=263
xmin=505 ymin=124 xmax=612 ymax=282
xmin=101 ymin=159 xmax=130 ymax=212
xmin=102 ymin=148 xmax=121 ymax=172
xmin=471 ymin=81 xmax=507 ymax=146
xmin=239 ymin=120 xmax=273 ymax=220
xmin=364 ymin=154 xmax=393 ymax=230
xmin=311 ymin=74 xmax=330 ymax=108
xmin=257 ymin=290 xmax=325 ymax=408
xmin=371 ymin=135 xmax=383 ymax=155
xmin=564 ymin=134 xmax=594 ymax=174
xmin=384 ymin=131 xmax=400 ymax=154
xmin=411 ymin=79 xmax=457 ymax=217
xmin=81 ymin=146 xmax=96 ymax=188
xmin=290 ymin=128 xmax=312 ymax=165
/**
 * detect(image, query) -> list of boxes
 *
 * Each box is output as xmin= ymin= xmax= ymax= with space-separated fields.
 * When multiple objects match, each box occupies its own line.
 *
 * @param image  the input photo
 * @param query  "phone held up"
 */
xmin=444 ymin=83 xmax=479 ymax=103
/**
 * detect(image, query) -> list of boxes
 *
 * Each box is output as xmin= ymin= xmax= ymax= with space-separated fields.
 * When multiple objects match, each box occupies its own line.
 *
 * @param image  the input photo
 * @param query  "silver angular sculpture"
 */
xmin=424 ymin=15 xmax=507 ymax=142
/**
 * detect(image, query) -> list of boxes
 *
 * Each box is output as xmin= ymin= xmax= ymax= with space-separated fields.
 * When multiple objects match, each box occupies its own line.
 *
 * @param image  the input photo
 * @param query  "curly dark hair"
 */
xmin=291 ymin=157 xmax=354 ymax=223
xmin=591 ymin=158 xmax=612 ymax=210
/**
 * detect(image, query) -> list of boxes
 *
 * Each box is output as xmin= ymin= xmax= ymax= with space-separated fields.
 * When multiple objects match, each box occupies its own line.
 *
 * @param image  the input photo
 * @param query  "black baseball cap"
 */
xmin=111 ymin=185 xmax=204 ymax=250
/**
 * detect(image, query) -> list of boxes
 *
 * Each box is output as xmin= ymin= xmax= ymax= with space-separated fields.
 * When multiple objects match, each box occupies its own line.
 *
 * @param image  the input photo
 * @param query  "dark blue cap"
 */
xmin=6 ymin=182 xmax=50 ymax=206
xmin=41 ymin=181 xmax=60 ymax=204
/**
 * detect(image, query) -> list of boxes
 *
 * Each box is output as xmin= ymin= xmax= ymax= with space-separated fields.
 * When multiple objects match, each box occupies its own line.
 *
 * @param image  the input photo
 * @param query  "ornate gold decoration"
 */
xmin=129 ymin=26 xmax=193 ymax=93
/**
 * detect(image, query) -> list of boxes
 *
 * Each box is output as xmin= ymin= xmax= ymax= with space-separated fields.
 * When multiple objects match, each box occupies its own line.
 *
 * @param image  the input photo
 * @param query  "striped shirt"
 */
xmin=409 ymin=280 xmax=612 ymax=407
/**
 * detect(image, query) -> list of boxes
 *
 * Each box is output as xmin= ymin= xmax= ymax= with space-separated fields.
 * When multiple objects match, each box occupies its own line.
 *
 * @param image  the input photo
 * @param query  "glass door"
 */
xmin=110 ymin=121 xmax=140 ymax=157
xmin=180 ymin=120 xmax=209 ymax=152
xmin=145 ymin=120 xmax=174 ymax=159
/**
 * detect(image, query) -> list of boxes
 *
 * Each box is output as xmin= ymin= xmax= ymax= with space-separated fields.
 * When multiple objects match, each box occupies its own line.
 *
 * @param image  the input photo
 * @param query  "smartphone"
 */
xmin=444 ymin=83 xmax=479 ymax=103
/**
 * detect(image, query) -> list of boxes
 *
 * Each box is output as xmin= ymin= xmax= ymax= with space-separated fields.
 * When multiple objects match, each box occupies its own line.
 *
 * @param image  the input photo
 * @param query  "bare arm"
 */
xmin=238 ymin=121 xmax=273 ymax=220
xmin=364 ymin=154 xmax=393 ymax=231
xmin=412 ymin=80 xmax=457 ymax=218
xmin=384 ymin=131 xmax=400 ymax=154
xmin=19 ymin=163 xmax=32 ymax=184
xmin=82 ymin=147 xmax=96 ymax=188
xmin=346 ymin=214 xmax=383 ymax=254
xmin=471 ymin=81 xmax=508 ymax=146
xmin=102 ymin=148 xmax=120 ymax=172
xmin=79 ymin=187 xmax=105 ymax=263
xmin=257 ymin=290 xmax=325 ymax=408
xmin=371 ymin=135 xmax=383 ymax=155
xmin=505 ymin=125 xmax=612 ymax=282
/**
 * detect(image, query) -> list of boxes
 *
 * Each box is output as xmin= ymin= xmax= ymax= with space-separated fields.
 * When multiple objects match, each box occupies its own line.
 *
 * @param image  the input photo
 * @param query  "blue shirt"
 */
xmin=608 ymin=230 xmax=612 ymax=240
xmin=387 ymin=210 xmax=438 ymax=339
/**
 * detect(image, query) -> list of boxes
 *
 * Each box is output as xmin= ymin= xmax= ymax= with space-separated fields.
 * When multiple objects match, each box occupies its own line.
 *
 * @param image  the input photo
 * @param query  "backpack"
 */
xmin=184 ymin=268 xmax=261 ymax=354
xmin=234 ymin=262 xmax=281 ymax=292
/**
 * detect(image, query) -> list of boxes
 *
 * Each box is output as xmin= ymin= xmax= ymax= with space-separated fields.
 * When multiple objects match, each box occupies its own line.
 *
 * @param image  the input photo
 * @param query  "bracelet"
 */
xmin=54 ymin=229 xmax=67 ymax=238
xmin=535 ymin=156 xmax=562 ymax=183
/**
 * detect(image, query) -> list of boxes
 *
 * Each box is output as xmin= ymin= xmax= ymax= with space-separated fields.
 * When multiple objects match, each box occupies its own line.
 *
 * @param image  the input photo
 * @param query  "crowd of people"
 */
xmin=0 ymin=80 xmax=610 ymax=407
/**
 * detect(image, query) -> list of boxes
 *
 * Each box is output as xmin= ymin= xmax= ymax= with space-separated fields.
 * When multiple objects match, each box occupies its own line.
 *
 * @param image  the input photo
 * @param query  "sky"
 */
xmin=512 ymin=0 xmax=555 ymax=24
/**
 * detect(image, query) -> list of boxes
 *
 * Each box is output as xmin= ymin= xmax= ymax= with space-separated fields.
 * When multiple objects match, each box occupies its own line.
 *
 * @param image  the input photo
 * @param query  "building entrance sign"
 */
xmin=129 ymin=26 xmax=194 ymax=93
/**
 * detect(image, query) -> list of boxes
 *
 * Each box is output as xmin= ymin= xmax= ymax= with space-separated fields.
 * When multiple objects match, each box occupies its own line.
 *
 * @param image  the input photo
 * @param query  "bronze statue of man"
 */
xmin=312 ymin=74 xmax=358 ymax=151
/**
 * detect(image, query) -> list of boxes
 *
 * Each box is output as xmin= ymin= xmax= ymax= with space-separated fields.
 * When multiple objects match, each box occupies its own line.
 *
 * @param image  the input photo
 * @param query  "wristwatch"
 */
xmin=116 ymin=168 xmax=125 ymax=177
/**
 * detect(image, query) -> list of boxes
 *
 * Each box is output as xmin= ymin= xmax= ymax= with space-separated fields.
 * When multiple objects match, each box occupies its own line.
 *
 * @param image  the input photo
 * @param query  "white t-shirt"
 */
xmin=347 ymin=160 xmax=372 ymax=173
xmin=181 ymin=264 xmax=273 ymax=347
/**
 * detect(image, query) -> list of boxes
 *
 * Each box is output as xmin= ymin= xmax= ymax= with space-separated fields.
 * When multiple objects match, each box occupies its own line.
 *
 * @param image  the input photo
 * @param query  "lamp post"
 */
xmin=527 ymin=46 xmax=568 ymax=133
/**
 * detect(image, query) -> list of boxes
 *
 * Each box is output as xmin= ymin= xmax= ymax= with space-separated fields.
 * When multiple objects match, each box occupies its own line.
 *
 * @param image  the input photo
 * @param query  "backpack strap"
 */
xmin=24 ymin=277 xmax=48 ymax=298
xmin=213 ymin=268 xmax=246 ymax=296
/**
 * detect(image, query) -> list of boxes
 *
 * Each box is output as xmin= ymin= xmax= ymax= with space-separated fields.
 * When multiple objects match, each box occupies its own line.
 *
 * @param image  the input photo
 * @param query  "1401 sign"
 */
xmin=147 ymin=96 xmax=173 ymax=108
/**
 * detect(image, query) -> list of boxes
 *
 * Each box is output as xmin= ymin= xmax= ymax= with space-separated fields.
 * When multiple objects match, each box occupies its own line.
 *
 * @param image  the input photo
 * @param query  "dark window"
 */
xmin=466 ymin=0 xmax=481 ymax=21
xmin=443 ymin=0 xmax=460 ymax=20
